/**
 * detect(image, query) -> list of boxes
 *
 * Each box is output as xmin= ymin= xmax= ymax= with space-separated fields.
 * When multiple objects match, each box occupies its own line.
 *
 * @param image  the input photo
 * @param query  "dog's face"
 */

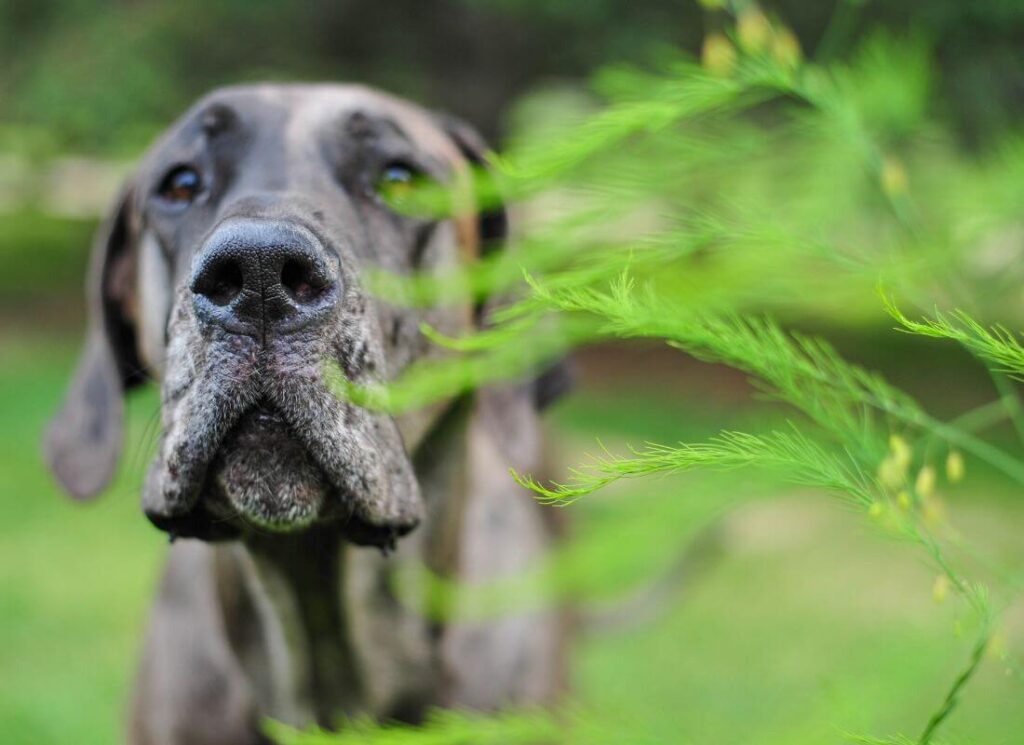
xmin=43 ymin=85 xmax=502 ymax=548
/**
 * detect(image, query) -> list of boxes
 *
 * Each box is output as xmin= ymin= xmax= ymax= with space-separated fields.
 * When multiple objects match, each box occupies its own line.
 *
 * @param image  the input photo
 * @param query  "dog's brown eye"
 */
xmin=158 ymin=166 xmax=202 ymax=204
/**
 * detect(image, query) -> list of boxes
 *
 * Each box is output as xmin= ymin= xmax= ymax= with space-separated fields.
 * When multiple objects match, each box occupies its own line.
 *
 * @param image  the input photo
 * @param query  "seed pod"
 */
xmin=946 ymin=450 xmax=965 ymax=483
xmin=770 ymin=27 xmax=801 ymax=69
xmin=889 ymin=434 xmax=912 ymax=470
xmin=702 ymin=33 xmax=738 ymax=77
xmin=915 ymin=465 xmax=936 ymax=498
xmin=877 ymin=455 xmax=904 ymax=490
xmin=881 ymin=156 xmax=909 ymax=198
xmin=737 ymin=6 xmax=771 ymax=54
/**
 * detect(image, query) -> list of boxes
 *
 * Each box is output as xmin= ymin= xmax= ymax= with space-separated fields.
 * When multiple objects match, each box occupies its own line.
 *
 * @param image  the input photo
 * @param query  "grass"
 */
xmin=0 ymin=334 xmax=163 ymax=743
xmin=1 ymin=332 xmax=1023 ymax=744
xmin=573 ymin=494 xmax=1024 ymax=744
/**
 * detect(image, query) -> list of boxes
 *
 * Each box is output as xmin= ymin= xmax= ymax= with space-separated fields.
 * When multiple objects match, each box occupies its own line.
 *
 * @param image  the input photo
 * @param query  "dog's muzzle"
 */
xmin=142 ymin=215 xmax=423 ymax=548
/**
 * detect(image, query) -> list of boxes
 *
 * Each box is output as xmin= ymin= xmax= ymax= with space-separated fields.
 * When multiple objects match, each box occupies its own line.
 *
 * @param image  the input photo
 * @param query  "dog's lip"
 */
xmin=202 ymin=397 xmax=419 ymax=545
xmin=145 ymin=344 xmax=424 ymax=548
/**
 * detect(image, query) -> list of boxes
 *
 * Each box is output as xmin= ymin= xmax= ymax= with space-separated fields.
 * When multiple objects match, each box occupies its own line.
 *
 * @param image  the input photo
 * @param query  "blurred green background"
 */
xmin=2 ymin=1 xmax=1024 ymax=743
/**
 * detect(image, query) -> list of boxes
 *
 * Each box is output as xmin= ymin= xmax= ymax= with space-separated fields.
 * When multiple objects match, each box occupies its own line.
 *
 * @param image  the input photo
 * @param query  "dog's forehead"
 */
xmin=162 ymin=84 xmax=462 ymax=163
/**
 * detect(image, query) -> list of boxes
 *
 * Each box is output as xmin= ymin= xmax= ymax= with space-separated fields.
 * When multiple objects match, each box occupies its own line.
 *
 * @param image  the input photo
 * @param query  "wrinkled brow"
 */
xmin=342 ymin=109 xmax=415 ymax=145
xmin=199 ymin=103 xmax=239 ymax=137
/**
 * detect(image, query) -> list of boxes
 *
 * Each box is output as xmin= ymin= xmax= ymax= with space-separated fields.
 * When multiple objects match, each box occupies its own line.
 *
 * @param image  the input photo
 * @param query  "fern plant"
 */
xmin=305 ymin=2 xmax=1024 ymax=743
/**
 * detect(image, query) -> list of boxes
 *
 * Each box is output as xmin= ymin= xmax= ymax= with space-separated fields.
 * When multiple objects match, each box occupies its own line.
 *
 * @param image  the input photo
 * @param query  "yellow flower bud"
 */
xmin=877 ymin=455 xmax=904 ymax=490
xmin=697 ymin=0 xmax=724 ymax=7
xmin=702 ymin=32 xmax=738 ymax=77
xmin=881 ymin=155 xmax=908 ymax=198
xmin=897 ymin=490 xmax=912 ymax=511
xmin=915 ymin=465 xmax=936 ymax=498
xmin=868 ymin=501 xmax=885 ymax=520
xmin=946 ymin=450 xmax=965 ymax=483
xmin=737 ymin=6 xmax=771 ymax=54
xmin=770 ymin=27 xmax=801 ymax=69
xmin=932 ymin=575 xmax=949 ymax=604
xmin=889 ymin=434 xmax=912 ymax=470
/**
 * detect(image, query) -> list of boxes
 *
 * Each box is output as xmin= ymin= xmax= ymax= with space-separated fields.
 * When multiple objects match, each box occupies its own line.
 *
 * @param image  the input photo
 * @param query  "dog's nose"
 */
xmin=190 ymin=220 xmax=338 ymax=337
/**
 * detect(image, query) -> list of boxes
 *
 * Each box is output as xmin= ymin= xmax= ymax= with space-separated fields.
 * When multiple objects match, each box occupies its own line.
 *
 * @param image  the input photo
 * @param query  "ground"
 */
xmin=2 ymin=332 xmax=1023 ymax=744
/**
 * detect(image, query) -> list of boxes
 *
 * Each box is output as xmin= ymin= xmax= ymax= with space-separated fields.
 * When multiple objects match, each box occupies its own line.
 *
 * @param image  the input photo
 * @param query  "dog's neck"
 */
xmin=222 ymin=398 xmax=476 ymax=728
xmin=241 ymin=530 xmax=362 ymax=726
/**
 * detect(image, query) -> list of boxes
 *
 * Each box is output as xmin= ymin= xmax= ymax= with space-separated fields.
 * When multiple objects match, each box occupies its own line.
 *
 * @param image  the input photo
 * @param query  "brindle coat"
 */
xmin=42 ymin=85 xmax=567 ymax=744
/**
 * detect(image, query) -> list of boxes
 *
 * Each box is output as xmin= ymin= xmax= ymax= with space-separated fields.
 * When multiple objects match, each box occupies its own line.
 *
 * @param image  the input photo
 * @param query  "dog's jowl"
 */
xmin=43 ymin=84 xmax=566 ymax=744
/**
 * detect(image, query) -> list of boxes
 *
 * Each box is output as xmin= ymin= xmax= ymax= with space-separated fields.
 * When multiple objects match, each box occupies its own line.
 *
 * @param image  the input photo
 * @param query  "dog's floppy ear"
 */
xmin=435 ymin=113 xmax=508 ymax=257
xmin=43 ymin=186 xmax=144 ymax=499
xmin=437 ymin=114 xmax=573 ymax=410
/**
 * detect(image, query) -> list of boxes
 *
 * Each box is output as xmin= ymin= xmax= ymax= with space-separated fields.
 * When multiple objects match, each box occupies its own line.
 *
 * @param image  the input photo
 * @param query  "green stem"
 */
xmin=989 ymin=367 xmax=1024 ymax=446
xmin=867 ymin=396 xmax=1024 ymax=486
xmin=918 ymin=630 xmax=990 ymax=745
xmin=947 ymin=399 xmax=1013 ymax=434
xmin=922 ymin=399 xmax=1009 ymax=463
xmin=920 ymin=413 xmax=1024 ymax=486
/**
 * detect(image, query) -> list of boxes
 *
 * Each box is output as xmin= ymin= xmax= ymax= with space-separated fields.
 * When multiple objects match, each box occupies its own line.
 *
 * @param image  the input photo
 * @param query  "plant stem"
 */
xmin=918 ymin=630 xmax=990 ymax=745
xmin=988 ymin=368 xmax=1024 ymax=446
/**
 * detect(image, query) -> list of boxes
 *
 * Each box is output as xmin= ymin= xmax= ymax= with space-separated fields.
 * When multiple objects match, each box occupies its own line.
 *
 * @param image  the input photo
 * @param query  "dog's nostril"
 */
xmin=198 ymin=260 xmax=244 ymax=306
xmin=281 ymin=259 xmax=328 ymax=303
xmin=192 ymin=220 xmax=339 ymax=334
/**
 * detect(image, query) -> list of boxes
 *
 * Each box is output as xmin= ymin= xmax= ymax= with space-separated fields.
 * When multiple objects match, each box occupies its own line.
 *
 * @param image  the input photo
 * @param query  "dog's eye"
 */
xmin=157 ymin=166 xmax=203 ymax=205
xmin=375 ymin=162 xmax=419 ymax=200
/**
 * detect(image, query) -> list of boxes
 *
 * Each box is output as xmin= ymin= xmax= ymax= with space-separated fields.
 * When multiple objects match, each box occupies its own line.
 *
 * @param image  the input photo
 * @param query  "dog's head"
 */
xmin=43 ymin=84 xmax=504 ymax=548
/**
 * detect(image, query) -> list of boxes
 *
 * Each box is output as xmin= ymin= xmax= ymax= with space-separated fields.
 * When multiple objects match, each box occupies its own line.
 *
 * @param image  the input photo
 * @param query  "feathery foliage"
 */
xmin=303 ymin=2 xmax=1024 ymax=743
xmin=884 ymin=294 xmax=1024 ymax=380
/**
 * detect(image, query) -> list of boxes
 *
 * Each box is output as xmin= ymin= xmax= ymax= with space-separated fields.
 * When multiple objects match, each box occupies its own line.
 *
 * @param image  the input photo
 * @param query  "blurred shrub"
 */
xmin=0 ymin=0 xmax=1021 ymax=151
xmin=0 ymin=209 xmax=94 ymax=306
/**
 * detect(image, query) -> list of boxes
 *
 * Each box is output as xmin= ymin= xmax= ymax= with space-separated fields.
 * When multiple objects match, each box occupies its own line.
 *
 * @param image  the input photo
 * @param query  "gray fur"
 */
xmin=43 ymin=84 xmax=567 ymax=742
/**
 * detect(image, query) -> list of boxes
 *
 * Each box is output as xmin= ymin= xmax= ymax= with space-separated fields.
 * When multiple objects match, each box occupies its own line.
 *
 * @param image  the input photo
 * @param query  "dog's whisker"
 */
xmin=126 ymin=401 xmax=163 ymax=488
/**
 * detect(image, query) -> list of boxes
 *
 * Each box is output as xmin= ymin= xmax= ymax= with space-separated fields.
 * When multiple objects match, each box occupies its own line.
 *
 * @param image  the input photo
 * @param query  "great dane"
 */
xmin=43 ymin=84 xmax=568 ymax=744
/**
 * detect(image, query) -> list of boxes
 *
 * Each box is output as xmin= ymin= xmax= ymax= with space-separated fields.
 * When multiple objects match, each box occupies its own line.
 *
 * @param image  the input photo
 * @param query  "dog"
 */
xmin=42 ymin=84 xmax=568 ymax=744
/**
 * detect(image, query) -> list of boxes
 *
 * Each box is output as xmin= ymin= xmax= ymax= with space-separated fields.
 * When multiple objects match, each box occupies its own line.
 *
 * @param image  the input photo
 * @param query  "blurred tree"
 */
xmin=0 ymin=0 xmax=1020 ymax=153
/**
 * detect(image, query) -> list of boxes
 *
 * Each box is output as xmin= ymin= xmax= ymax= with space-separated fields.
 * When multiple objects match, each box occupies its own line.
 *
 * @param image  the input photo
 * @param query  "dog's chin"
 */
xmin=147 ymin=398 xmax=416 ymax=549
xmin=209 ymin=403 xmax=328 ymax=532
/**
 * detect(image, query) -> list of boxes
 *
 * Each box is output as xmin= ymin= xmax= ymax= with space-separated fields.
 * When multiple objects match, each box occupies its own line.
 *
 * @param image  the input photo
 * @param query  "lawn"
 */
xmin=2 ymin=331 xmax=1023 ymax=744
